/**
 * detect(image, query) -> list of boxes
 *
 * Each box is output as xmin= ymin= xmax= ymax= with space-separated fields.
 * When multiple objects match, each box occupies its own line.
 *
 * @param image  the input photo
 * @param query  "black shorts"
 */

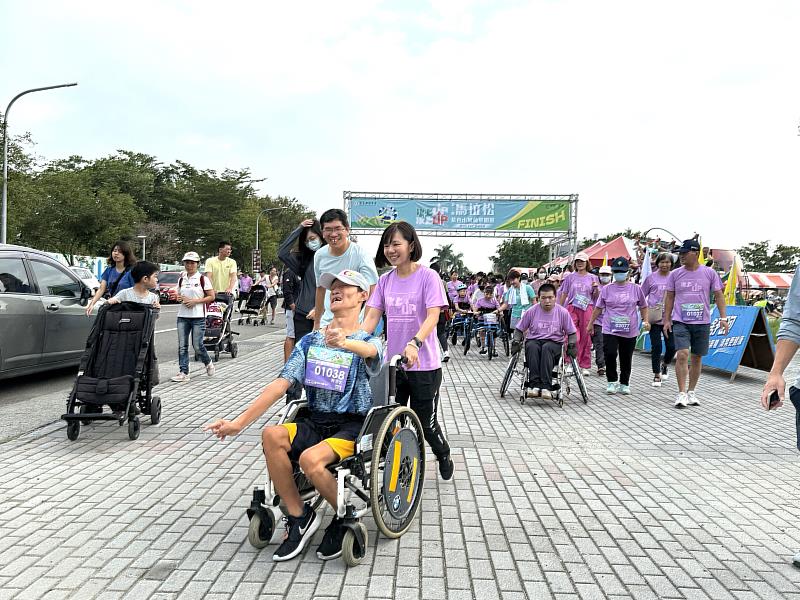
xmin=281 ymin=415 xmax=363 ymax=461
xmin=293 ymin=313 xmax=314 ymax=340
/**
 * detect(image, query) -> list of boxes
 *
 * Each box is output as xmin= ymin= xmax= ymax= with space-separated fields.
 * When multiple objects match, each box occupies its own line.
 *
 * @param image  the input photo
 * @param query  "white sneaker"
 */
xmin=674 ymin=392 xmax=688 ymax=408
xmin=442 ymin=350 xmax=450 ymax=363
xmin=526 ymin=387 xmax=540 ymax=398
xmin=206 ymin=362 xmax=216 ymax=377
xmin=618 ymin=384 xmax=631 ymax=395
xmin=582 ymin=369 xmax=591 ymax=376
xmin=661 ymin=371 xmax=669 ymax=382
xmin=606 ymin=382 xmax=618 ymax=395
xmin=687 ymin=390 xmax=699 ymax=406
xmin=171 ymin=372 xmax=190 ymax=383
xmin=540 ymin=389 xmax=552 ymax=399
xmin=652 ymin=376 xmax=662 ymax=388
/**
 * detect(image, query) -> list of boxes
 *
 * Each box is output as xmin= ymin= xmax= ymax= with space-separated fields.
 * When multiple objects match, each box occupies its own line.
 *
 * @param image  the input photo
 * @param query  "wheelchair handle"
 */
xmin=387 ymin=355 xmax=408 ymax=405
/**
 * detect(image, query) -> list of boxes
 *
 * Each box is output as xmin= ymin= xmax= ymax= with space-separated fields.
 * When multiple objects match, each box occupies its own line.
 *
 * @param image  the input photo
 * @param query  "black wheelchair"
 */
xmin=500 ymin=341 xmax=589 ymax=407
xmin=245 ymin=356 xmax=426 ymax=566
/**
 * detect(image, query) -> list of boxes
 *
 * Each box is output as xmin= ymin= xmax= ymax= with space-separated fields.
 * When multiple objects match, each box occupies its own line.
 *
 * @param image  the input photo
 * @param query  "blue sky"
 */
xmin=3 ymin=1 xmax=799 ymax=270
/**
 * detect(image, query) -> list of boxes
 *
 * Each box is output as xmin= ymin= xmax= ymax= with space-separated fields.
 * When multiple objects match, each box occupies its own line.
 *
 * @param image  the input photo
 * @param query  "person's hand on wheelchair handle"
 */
xmin=403 ymin=342 xmax=419 ymax=368
xmin=567 ymin=342 xmax=577 ymax=359
xmin=511 ymin=340 xmax=522 ymax=355
xmin=203 ymin=418 xmax=242 ymax=440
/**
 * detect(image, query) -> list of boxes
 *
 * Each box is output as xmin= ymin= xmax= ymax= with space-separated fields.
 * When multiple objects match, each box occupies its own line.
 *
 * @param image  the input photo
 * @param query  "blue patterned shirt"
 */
xmin=280 ymin=330 xmax=383 ymax=416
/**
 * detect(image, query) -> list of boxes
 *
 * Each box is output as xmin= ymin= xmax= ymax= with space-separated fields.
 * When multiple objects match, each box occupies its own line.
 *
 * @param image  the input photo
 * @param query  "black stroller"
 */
xmin=62 ymin=302 xmax=161 ymax=441
xmin=202 ymin=292 xmax=239 ymax=361
xmin=238 ymin=284 xmax=267 ymax=326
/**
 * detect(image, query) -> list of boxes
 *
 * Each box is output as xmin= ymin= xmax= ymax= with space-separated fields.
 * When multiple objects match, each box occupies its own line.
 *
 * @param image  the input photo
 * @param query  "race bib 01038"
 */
xmin=609 ymin=315 xmax=631 ymax=334
xmin=304 ymin=346 xmax=353 ymax=393
xmin=680 ymin=303 xmax=704 ymax=322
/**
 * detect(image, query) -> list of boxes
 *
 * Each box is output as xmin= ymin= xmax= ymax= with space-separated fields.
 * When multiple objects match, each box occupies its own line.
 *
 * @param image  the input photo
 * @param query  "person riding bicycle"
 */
xmin=474 ymin=284 xmax=501 ymax=355
xmin=511 ymin=283 xmax=577 ymax=400
xmin=203 ymin=269 xmax=383 ymax=563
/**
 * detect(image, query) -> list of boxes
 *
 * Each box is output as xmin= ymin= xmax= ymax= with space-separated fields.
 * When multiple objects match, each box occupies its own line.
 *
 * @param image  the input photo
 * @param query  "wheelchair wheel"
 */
xmin=487 ymin=333 xmax=495 ymax=361
xmin=342 ymin=522 xmax=369 ymax=567
xmin=370 ymin=406 xmax=425 ymax=539
xmin=571 ymin=357 xmax=589 ymax=403
xmin=502 ymin=332 xmax=510 ymax=357
xmin=248 ymin=509 xmax=275 ymax=549
xmin=500 ymin=352 xmax=519 ymax=398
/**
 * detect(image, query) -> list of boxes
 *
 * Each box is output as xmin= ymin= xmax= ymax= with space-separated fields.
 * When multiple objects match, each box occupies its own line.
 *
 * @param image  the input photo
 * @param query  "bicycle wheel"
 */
xmin=571 ymin=356 xmax=589 ymax=403
xmin=502 ymin=329 xmax=510 ymax=356
xmin=500 ymin=352 xmax=519 ymax=398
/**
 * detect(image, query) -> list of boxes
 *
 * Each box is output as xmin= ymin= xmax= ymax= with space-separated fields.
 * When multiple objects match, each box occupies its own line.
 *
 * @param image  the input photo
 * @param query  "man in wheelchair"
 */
xmin=510 ymin=283 xmax=578 ymax=399
xmin=204 ymin=269 xmax=382 ymax=562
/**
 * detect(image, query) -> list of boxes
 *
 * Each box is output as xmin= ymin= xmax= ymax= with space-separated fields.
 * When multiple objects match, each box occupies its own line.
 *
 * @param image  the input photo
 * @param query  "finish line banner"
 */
xmin=349 ymin=198 xmax=571 ymax=232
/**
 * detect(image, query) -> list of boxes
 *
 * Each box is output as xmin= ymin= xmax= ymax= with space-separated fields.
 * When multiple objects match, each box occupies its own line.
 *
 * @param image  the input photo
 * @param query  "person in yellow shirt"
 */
xmin=204 ymin=241 xmax=238 ymax=295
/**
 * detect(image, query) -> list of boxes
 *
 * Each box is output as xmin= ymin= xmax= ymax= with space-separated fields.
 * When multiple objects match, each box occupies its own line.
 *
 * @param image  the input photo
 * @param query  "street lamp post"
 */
xmin=137 ymin=235 xmax=147 ymax=261
xmin=2 ymin=83 xmax=78 ymax=244
xmin=255 ymin=207 xmax=284 ymax=250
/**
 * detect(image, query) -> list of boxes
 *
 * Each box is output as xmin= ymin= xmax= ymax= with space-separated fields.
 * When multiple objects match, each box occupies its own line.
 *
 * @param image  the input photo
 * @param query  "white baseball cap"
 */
xmin=599 ymin=265 xmax=612 ymax=275
xmin=318 ymin=269 xmax=370 ymax=292
xmin=182 ymin=251 xmax=201 ymax=262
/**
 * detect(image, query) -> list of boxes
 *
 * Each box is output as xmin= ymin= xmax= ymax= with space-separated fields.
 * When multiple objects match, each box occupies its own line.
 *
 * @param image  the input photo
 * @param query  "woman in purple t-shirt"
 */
xmin=558 ymin=253 xmax=599 ymax=375
xmin=641 ymin=253 xmax=676 ymax=387
xmin=588 ymin=257 xmax=649 ymax=395
xmin=363 ymin=222 xmax=454 ymax=481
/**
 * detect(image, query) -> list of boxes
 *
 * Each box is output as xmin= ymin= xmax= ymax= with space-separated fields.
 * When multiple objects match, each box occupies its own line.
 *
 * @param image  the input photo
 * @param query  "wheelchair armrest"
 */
xmin=275 ymin=399 xmax=308 ymax=425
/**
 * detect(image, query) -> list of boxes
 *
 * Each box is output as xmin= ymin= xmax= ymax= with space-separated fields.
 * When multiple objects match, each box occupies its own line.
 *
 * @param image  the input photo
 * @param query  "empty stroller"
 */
xmin=202 ymin=292 xmax=239 ymax=361
xmin=238 ymin=284 xmax=267 ymax=326
xmin=62 ymin=302 xmax=161 ymax=441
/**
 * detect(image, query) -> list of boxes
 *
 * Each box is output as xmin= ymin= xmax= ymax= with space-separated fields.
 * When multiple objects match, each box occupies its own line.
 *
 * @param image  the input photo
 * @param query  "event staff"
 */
xmin=588 ymin=257 xmax=648 ymax=396
xmin=663 ymin=239 xmax=728 ymax=409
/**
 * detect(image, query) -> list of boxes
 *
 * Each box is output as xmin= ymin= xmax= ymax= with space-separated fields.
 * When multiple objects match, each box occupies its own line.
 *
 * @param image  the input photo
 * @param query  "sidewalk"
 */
xmin=0 ymin=330 xmax=799 ymax=600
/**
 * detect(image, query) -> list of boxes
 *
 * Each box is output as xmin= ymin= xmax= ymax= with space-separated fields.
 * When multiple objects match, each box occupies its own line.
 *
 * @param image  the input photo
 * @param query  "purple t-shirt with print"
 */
xmin=641 ymin=272 xmax=670 ymax=324
xmin=515 ymin=303 xmax=576 ymax=342
xmin=560 ymin=272 xmax=598 ymax=310
xmin=596 ymin=282 xmax=646 ymax=338
xmin=475 ymin=296 xmax=500 ymax=313
xmin=367 ymin=265 xmax=447 ymax=372
xmin=666 ymin=266 xmax=723 ymax=325
xmin=446 ymin=280 xmax=462 ymax=303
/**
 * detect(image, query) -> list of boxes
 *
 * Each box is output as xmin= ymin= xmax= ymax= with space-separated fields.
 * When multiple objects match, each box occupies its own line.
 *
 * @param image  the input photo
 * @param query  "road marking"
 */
xmin=155 ymin=327 xmax=178 ymax=334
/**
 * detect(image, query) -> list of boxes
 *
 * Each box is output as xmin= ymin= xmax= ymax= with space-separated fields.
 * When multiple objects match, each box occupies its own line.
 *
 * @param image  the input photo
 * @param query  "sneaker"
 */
xmin=273 ymin=504 xmax=320 ymax=562
xmin=674 ymin=392 xmax=688 ymax=408
xmin=438 ymin=455 xmax=455 ymax=481
xmin=527 ymin=387 xmax=540 ymax=398
xmin=171 ymin=372 xmax=190 ymax=383
xmin=206 ymin=362 xmax=216 ymax=377
xmin=652 ymin=376 xmax=662 ymax=388
xmin=661 ymin=364 xmax=669 ymax=380
xmin=492 ymin=350 xmax=498 ymax=357
xmin=597 ymin=367 xmax=606 ymax=377
xmin=442 ymin=350 xmax=450 ymax=363
xmin=317 ymin=518 xmax=346 ymax=561
xmin=541 ymin=389 xmax=552 ymax=399
xmin=687 ymin=390 xmax=700 ymax=406
xmin=606 ymin=382 xmax=618 ymax=395
xmin=479 ymin=348 xmax=487 ymax=355
xmin=618 ymin=384 xmax=631 ymax=395
xmin=582 ymin=369 xmax=591 ymax=377
xmin=793 ymin=552 xmax=800 ymax=568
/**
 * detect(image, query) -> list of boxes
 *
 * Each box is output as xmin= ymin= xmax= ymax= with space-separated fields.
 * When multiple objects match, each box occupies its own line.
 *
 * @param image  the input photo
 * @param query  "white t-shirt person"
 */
xmin=314 ymin=242 xmax=378 ymax=327
xmin=177 ymin=272 xmax=214 ymax=319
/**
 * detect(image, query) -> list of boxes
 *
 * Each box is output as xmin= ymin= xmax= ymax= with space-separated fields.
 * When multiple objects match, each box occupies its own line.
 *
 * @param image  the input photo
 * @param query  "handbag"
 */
xmin=648 ymin=303 xmax=664 ymax=324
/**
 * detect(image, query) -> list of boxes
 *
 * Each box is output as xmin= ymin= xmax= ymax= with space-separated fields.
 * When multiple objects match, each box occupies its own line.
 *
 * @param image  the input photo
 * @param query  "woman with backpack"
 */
xmin=85 ymin=240 xmax=137 ymax=316
xmin=170 ymin=252 xmax=216 ymax=383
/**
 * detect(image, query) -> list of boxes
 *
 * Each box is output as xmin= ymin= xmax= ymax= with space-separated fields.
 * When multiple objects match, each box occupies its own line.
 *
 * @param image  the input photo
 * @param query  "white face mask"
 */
xmin=613 ymin=273 xmax=628 ymax=283
xmin=306 ymin=239 xmax=321 ymax=252
xmin=599 ymin=275 xmax=611 ymax=284
xmin=537 ymin=272 xmax=546 ymax=280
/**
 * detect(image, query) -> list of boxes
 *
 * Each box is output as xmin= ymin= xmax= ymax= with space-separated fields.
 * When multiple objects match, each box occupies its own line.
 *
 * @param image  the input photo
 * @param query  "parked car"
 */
xmin=69 ymin=266 xmax=101 ymax=293
xmin=0 ymin=244 xmax=96 ymax=380
xmin=157 ymin=271 xmax=182 ymax=304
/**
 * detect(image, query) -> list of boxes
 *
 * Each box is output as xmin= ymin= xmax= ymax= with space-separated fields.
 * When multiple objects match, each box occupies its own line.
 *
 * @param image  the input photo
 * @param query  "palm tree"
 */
xmin=432 ymin=243 xmax=466 ymax=275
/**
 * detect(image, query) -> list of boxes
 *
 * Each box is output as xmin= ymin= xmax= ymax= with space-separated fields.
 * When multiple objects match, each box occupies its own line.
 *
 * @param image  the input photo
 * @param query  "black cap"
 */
xmin=611 ymin=257 xmax=629 ymax=273
xmin=677 ymin=239 xmax=701 ymax=253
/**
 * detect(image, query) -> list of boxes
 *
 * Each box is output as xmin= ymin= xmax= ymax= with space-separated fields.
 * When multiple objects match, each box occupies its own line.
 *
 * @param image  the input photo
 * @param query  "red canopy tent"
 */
xmin=742 ymin=272 xmax=794 ymax=290
xmin=584 ymin=236 xmax=636 ymax=267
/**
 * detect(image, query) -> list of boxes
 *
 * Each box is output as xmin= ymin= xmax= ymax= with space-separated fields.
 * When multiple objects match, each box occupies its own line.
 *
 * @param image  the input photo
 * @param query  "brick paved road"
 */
xmin=1 ymin=330 xmax=798 ymax=599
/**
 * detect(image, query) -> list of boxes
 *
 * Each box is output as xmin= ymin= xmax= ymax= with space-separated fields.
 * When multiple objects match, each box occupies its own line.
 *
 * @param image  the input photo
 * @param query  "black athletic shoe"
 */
xmin=316 ymin=517 xmax=346 ymax=560
xmin=272 ymin=504 xmax=320 ymax=562
xmin=438 ymin=455 xmax=455 ymax=481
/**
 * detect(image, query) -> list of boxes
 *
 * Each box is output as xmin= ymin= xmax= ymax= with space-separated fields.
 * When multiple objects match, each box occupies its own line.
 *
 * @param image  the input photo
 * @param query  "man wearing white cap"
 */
xmin=171 ymin=252 xmax=216 ymax=382
xmin=558 ymin=253 xmax=599 ymax=376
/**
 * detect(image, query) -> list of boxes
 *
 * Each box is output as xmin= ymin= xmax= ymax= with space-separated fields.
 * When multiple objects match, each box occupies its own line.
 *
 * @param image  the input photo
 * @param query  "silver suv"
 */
xmin=0 ymin=244 xmax=96 ymax=380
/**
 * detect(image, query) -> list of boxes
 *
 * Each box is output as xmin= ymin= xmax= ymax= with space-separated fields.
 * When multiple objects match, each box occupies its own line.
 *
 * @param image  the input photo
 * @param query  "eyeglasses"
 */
xmin=322 ymin=227 xmax=347 ymax=235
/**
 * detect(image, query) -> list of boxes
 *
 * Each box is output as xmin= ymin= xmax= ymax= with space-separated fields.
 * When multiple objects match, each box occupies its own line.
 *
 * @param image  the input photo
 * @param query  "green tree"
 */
xmin=738 ymin=240 xmax=800 ymax=272
xmin=431 ymin=243 xmax=466 ymax=275
xmin=490 ymin=238 xmax=549 ymax=275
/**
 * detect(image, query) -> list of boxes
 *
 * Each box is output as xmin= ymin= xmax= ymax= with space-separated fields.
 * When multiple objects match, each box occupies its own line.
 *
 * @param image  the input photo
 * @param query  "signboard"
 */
xmin=639 ymin=305 xmax=775 ymax=379
xmin=251 ymin=249 xmax=261 ymax=274
xmin=349 ymin=197 xmax=571 ymax=232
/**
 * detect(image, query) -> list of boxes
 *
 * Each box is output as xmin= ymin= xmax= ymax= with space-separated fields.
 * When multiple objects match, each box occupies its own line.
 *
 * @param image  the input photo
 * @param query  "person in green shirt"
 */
xmin=500 ymin=270 xmax=536 ymax=330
